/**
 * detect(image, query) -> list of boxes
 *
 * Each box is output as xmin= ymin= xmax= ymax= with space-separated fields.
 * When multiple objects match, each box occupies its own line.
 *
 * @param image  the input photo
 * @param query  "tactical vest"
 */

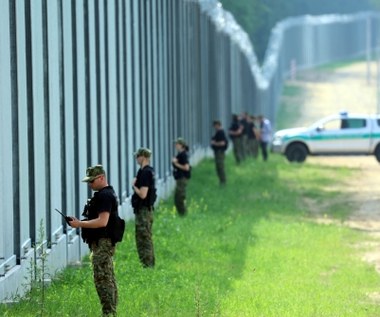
xmin=81 ymin=186 xmax=123 ymax=246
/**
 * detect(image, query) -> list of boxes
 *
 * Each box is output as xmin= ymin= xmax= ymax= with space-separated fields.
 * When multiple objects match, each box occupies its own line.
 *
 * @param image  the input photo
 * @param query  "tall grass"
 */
xmin=1 ymin=155 xmax=379 ymax=316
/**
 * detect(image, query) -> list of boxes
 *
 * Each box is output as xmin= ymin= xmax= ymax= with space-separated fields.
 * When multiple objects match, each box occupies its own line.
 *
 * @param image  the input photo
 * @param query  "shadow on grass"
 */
xmin=113 ymin=153 xmax=354 ymax=315
xmin=0 ymin=153 xmax=355 ymax=316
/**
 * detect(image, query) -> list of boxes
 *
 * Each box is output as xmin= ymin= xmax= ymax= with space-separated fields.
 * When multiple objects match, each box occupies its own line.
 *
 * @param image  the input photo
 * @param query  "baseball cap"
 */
xmin=134 ymin=147 xmax=152 ymax=158
xmin=174 ymin=137 xmax=187 ymax=147
xmin=82 ymin=165 xmax=106 ymax=182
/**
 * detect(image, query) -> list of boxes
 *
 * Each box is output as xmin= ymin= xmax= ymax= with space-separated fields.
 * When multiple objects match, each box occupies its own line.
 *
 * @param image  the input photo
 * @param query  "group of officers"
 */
xmin=66 ymin=114 xmax=271 ymax=316
xmin=228 ymin=112 xmax=272 ymax=164
xmin=211 ymin=113 xmax=272 ymax=185
xmin=67 ymin=138 xmax=190 ymax=316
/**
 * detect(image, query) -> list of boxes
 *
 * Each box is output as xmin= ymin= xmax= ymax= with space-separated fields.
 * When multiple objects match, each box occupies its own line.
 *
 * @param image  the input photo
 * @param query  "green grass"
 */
xmin=1 ymin=155 xmax=379 ymax=316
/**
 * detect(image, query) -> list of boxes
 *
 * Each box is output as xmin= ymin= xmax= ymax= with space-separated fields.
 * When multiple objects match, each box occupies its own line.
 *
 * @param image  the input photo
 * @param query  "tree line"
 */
xmin=220 ymin=0 xmax=378 ymax=63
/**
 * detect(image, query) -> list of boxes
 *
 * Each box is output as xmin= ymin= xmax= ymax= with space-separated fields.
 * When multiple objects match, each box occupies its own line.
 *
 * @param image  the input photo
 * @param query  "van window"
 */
xmin=341 ymin=119 xmax=366 ymax=129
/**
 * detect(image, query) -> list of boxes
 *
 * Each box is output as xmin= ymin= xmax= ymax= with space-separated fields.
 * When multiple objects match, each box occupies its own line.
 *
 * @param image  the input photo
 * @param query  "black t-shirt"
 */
xmin=88 ymin=186 xmax=118 ymax=219
xmin=173 ymin=151 xmax=189 ymax=180
xmin=92 ymin=186 xmax=118 ymax=216
xmin=246 ymin=122 xmax=256 ymax=139
xmin=212 ymin=129 xmax=228 ymax=151
xmin=82 ymin=186 xmax=118 ymax=243
xmin=133 ymin=165 xmax=156 ymax=208
xmin=241 ymin=119 xmax=249 ymax=135
xmin=229 ymin=122 xmax=241 ymax=139
xmin=135 ymin=166 xmax=154 ymax=189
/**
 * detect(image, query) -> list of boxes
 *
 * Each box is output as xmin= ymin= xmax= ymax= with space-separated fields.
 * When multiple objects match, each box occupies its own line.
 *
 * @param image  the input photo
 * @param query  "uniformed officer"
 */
xmin=172 ymin=137 xmax=191 ymax=216
xmin=228 ymin=114 xmax=244 ymax=164
xmin=246 ymin=115 xmax=259 ymax=158
xmin=131 ymin=148 xmax=156 ymax=268
xmin=211 ymin=120 xmax=228 ymax=185
xmin=69 ymin=165 xmax=118 ymax=317
xmin=258 ymin=115 xmax=272 ymax=161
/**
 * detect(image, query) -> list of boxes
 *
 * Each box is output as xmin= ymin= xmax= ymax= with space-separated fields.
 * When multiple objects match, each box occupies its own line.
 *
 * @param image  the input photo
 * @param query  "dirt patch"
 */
xmin=307 ymin=156 xmax=380 ymax=232
xmin=281 ymin=62 xmax=380 ymax=278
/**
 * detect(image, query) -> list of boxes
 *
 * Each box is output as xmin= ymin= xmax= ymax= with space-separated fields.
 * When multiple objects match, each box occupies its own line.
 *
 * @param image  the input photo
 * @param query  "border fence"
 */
xmin=1 ymin=0 xmax=379 ymax=301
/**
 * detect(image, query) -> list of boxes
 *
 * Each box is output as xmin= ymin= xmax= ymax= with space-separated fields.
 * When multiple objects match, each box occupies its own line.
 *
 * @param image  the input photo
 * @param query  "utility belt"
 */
xmin=81 ymin=225 xmax=108 ymax=246
xmin=131 ymin=190 xmax=156 ymax=211
xmin=133 ymin=205 xmax=154 ymax=214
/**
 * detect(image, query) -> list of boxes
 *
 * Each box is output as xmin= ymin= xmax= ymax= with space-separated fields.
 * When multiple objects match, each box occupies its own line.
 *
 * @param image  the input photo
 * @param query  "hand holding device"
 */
xmin=55 ymin=208 xmax=73 ymax=226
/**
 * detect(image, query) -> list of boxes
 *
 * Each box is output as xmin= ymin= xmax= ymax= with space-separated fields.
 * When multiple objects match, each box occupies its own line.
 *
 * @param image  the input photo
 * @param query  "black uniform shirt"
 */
xmin=246 ymin=122 xmax=256 ymax=139
xmin=212 ymin=129 xmax=228 ymax=151
xmin=83 ymin=186 xmax=118 ymax=243
xmin=229 ymin=122 xmax=241 ymax=139
xmin=132 ymin=165 xmax=155 ymax=209
xmin=136 ymin=166 xmax=154 ymax=188
xmin=92 ymin=186 xmax=117 ymax=215
xmin=173 ymin=151 xmax=189 ymax=179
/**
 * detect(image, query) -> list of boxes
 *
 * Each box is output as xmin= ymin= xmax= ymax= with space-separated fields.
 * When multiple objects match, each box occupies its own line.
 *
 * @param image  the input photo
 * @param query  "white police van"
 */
xmin=271 ymin=112 xmax=380 ymax=162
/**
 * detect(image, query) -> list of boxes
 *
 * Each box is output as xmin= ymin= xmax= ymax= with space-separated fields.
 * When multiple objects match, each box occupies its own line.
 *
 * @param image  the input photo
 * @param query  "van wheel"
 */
xmin=285 ymin=143 xmax=307 ymax=162
xmin=375 ymin=145 xmax=380 ymax=163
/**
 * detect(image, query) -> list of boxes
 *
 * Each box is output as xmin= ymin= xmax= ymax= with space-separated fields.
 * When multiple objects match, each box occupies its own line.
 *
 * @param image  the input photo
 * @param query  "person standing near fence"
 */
xmin=172 ymin=138 xmax=191 ymax=216
xmin=131 ymin=148 xmax=156 ymax=268
xmin=69 ymin=165 xmax=119 ymax=317
xmin=246 ymin=115 xmax=259 ymax=158
xmin=240 ymin=112 xmax=250 ymax=160
xmin=258 ymin=115 xmax=272 ymax=161
xmin=211 ymin=120 xmax=228 ymax=185
xmin=229 ymin=114 xmax=244 ymax=164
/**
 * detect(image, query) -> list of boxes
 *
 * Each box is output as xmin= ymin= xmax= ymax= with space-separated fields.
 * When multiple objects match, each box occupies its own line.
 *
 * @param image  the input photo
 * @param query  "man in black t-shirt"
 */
xmin=69 ymin=165 xmax=118 ymax=316
xmin=211 ymin=120 xmax=228 ymax=185
xmin=228 ymin=114 xmax=244 ymax=164
xmin=246 ymin=115 xmax=259 ymax=158
xmin=131 ymin=148 xmax=156 ymax=268
xmin=172 ymin=137 xmax=190 ymax=216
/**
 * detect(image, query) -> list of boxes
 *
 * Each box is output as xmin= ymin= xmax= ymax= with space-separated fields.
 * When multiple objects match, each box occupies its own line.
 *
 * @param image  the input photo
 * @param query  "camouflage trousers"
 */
xmin=232 ymin=137 xmax=244 ymax=164
xmin=247 ymin=139 xmax=259 ymax=158
xmin=241 ymin=134 xmax=248 ymax=160
xmin=135 ymin=206 xmax=155 ymax=267
xmin=174 ymin=178 xmax=188 ymax=216
xmin=214 ymin=150 xmax=226 ymax=185
xmin=91 ymin=238 xmax=118 ymax=316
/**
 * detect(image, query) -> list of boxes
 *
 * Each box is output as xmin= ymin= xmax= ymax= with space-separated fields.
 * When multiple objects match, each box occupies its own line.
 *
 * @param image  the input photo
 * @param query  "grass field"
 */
xmin=1 ymin=153 xmax=379 ymax=316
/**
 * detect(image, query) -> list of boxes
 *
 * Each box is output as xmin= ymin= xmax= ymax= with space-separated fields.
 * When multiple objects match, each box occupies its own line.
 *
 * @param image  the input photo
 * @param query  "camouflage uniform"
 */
xmin=232 ymin=137 xmax=244 ymax=164
xmin=211 ymin=123 xmax=228 ymax=185
xmin=132 ymin=148 xmax=156 ymax=268
xmin=229 ymin=116 xmax=244 ymax=164
xmin=135 ymin=206 xmax=155 ymax=267
xmin=79 ymin=165 xmax=120 ymax=317
xmin=172 ymin=139 xmax=190 ymax=216
xmin=91 ymin=238 xmax=118 ymax=316
xmin=214 ymin=150 xmax=226 ymax=184
xmin=174 ymin=178 xmax=188 ymax=215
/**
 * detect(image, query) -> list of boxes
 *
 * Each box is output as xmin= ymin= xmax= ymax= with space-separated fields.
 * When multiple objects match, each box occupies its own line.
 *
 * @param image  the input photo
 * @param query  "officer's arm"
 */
xmin=173 ymin=161 xmax=190 ymax=171
xmin=214 ymin=140 xmax=226 ymax=146
xmin=134 ymin=186 xmax=149 ymax=199
xmin=69 ymin=211 xmax=110 ymax=229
